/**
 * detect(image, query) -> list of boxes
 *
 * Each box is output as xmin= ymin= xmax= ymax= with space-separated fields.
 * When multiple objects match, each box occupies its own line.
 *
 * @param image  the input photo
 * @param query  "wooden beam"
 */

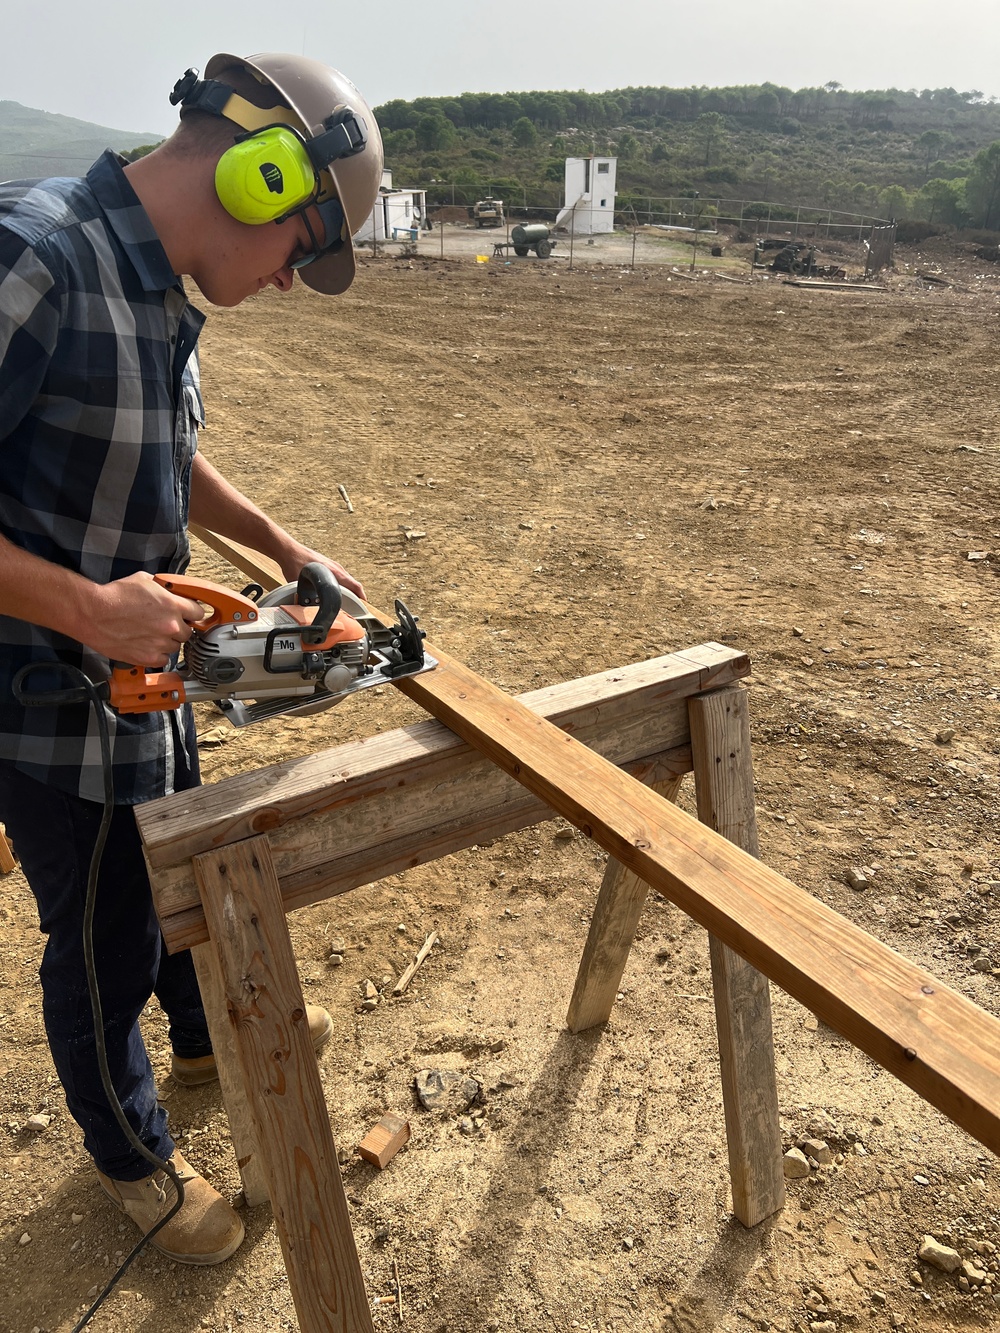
xmin=388 ymin=649 xmax=1000 ymax=1156
xmin=688 ymin=687 xmax=785 ymax=1228
xmin=195 ymin=837 xmax=374 ymax=1333
xmin=190 ymin=522 xmax=285 ymax=588
xmin=143 ymin=646 xmax=747 ymax=953
xmin=157 ymin=749 xmax=688 ymax=955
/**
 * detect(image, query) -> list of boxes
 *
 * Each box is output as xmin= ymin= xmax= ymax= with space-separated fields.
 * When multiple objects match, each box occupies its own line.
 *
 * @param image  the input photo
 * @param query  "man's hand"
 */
xmin=84 ymin=572 xmax=207 ymax=667
xmin=277 ymin=542 xmax=367 ymax=602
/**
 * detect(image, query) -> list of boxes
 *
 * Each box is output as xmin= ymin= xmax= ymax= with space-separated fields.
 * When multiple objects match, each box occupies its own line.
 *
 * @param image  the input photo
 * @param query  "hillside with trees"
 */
xmin=374 ymin=83 xmax=1000 ymax=230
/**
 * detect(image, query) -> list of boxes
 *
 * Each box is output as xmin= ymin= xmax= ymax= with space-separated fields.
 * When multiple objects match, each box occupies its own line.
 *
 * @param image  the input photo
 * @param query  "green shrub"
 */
xmin=961 ymin=228 xmax=1000 ymax=246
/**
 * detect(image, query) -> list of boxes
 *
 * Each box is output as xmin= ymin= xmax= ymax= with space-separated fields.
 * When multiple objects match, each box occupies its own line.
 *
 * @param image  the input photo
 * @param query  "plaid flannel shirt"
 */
xmin=0 ymin=151 xmax=206 ymax=804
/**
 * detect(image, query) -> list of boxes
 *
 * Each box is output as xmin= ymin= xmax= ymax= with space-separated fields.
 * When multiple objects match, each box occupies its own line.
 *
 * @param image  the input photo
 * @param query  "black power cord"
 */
xmin=12 ymin=663 xmax=186 ymax=1330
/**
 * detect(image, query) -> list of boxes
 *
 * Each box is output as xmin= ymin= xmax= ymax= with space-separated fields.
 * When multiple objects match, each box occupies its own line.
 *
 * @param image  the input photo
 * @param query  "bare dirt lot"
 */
xmin=2 ymin=240 xmax=999 ymax=1333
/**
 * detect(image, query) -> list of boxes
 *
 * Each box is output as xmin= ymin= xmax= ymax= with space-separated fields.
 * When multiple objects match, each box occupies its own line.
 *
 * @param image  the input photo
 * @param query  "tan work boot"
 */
xmin=96 ymin=1149 xmax=244 ymax=1265
xmin=170 ymin=1003 xmax=334 ymax=1086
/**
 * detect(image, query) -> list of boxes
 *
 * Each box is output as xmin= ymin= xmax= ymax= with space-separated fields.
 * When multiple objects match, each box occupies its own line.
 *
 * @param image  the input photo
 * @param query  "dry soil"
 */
xmin=1 ymin=238 xmax=999 ymax=1333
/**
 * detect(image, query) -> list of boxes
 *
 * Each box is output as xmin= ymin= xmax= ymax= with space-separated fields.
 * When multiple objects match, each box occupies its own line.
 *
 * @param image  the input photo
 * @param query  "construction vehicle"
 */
xmin=765 ymin=242 xmax=816 ymax=275
xmin=756 ymin=240 xmax=846 ymax=280
xmin=468 ymin=198 xmax=505 ymax=228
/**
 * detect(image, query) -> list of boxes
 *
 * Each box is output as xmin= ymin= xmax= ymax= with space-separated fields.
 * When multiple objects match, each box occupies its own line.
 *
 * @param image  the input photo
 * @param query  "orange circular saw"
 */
xmin=108 ymin=563 xmax=434 ymax=727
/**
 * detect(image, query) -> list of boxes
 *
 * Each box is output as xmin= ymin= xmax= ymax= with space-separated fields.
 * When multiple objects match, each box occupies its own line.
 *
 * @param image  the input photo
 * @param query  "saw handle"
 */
xmin=296 ymin=563 xmax=342 ymax=646
xmin=152 ymin=573 xmax=260 ymax=630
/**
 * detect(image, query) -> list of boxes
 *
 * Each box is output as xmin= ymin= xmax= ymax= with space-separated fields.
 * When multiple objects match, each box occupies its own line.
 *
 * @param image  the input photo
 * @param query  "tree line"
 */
xmin=372 ymin=82 xmax=1000 ymax=232
xmin=375 ymin=83 xmax=996 ymax=135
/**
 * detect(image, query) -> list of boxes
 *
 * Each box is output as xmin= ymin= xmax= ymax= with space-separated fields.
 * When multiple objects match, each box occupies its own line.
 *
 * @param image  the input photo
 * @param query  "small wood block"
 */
xmin=0 ymin=830 xmax=17 ymax=875
xmin=358 ymin=1114 xmax=411 ymax=1169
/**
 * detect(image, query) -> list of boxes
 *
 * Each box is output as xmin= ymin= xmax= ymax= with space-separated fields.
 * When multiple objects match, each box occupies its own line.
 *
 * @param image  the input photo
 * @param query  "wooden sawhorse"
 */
xmin=142 ymin=639 xmax=781 ymax=1331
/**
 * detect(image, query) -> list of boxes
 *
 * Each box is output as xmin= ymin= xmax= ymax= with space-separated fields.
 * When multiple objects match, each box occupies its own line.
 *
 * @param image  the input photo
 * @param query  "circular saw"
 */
xmin=108 ymin=563 xmax=435 ymax=727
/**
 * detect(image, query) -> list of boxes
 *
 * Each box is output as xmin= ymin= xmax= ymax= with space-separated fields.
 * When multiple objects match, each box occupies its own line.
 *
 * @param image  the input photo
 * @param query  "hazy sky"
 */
xmin=8 ymin=0 xmax=1000 ymax=136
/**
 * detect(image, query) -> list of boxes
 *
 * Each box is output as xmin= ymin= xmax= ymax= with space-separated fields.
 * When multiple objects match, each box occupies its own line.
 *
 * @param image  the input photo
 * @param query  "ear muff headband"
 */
xmin=215 ymin=125 xmax=318 ymax=225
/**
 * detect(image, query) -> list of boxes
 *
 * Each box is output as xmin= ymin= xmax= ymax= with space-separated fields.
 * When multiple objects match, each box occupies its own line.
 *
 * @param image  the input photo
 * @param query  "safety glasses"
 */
xmin=288 ymin=196 xmax=346 ymax=270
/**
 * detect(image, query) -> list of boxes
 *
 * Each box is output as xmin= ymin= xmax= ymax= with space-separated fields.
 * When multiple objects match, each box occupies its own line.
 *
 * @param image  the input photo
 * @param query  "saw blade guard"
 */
xmin=204 ymin=573 xmax=432 ymax=726
xmin=257 ymin=577 xmax=369 ymax=622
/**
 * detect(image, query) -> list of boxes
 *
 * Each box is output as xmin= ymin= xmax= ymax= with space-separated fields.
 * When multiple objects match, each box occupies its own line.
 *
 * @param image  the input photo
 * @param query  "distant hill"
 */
xmin=0 ymin=101 xmax=162 ymax=182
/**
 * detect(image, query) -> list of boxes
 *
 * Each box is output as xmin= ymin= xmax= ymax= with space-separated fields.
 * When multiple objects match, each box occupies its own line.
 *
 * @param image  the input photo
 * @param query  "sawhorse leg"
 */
xmin=566 ymin=685 xmax=784 ymax=1228
xmin=566 ymin=773 xmax=685 ymax=1032
xmin=190 ymin=942 xmax=270 ymax=1205
xmin=194 ymin=836 xmax=374 ymax=1333
xmin=688 ymin=686 xmax=785 ymax=1227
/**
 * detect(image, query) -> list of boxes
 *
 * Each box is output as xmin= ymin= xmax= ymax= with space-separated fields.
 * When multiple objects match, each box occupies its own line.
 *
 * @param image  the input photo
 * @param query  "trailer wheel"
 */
xmin=513 ymin=246 xmax=529 ymax=257
xmin=535 ymin=239 xmax=553 ymax=258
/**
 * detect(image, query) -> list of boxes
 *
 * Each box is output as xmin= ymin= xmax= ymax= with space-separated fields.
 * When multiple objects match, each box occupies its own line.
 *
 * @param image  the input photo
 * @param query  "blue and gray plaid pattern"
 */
xmin=0 ymin=151 xmax=205 ymax=803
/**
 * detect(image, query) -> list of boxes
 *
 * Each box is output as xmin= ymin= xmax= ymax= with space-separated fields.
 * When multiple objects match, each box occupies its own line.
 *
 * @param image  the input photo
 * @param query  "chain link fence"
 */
xmin=365 ymin=192 xmax=895 ymax=277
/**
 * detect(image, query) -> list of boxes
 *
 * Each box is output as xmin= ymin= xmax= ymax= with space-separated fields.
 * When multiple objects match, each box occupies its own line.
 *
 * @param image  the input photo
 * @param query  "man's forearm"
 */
xmin=0 ymin=532 xmax=97 ymax=643
xmin=187 ymin=452 xmax=366 ymax=597
xmin=0 ymin=533 xmax=208 ymax=666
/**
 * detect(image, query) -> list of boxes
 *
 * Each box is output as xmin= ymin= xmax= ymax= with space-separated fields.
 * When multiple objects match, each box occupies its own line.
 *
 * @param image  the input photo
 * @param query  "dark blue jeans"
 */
xmin=0 ymin=734 xmax=211 ymax=1180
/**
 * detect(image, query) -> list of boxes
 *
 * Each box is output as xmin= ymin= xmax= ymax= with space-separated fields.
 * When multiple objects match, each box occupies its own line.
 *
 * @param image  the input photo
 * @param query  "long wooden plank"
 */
xmin=195 ymin=837 xmax=373 ymax=1333
xmin=190 ymin=522 xmax=286 ymax=589
xmin=182 ymin=530 xmax=1000 ymax=1152
xmin=688 ymin=687 xmax=785 ymax=1227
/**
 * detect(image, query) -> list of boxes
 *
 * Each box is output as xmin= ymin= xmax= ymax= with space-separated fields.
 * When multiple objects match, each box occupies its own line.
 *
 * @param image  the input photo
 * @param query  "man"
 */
xmin=0 ymin=53 xmax=383 ymax=1265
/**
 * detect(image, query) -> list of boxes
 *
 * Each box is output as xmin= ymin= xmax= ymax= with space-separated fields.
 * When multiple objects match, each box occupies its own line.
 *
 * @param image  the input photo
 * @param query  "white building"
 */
xmin=355 ymin=168 xmax=428 ymax=244
xmin=556 ymin=156 xmax=617 ymax=234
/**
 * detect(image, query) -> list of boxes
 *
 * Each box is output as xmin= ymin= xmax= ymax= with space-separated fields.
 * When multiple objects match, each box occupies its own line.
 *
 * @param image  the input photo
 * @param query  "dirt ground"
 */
xmin=2 ymin=238 xmax=999 ymax=1333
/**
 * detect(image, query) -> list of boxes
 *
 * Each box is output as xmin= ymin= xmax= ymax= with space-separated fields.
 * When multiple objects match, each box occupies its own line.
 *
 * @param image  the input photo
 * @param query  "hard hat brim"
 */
xmin=298 ymin=243 xmax=356 ymax=295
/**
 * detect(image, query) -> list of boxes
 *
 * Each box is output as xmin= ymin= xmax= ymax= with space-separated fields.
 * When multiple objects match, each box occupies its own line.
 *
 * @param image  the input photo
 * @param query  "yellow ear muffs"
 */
xmin=215 ymin=126 xmax=317 ymax=224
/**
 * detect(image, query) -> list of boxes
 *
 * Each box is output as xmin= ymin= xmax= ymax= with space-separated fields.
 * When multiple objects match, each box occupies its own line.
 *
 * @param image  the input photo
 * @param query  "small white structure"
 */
xmin=355 ymin=168 xmax=428 ymax=244
xmin=556 ymin=156 xmax=617 ymax=234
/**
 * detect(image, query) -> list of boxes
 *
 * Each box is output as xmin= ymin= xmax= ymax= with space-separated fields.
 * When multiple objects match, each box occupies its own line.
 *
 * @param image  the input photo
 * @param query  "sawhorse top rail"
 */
xmin=142 ymin=641 xmax=747 ymax=952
